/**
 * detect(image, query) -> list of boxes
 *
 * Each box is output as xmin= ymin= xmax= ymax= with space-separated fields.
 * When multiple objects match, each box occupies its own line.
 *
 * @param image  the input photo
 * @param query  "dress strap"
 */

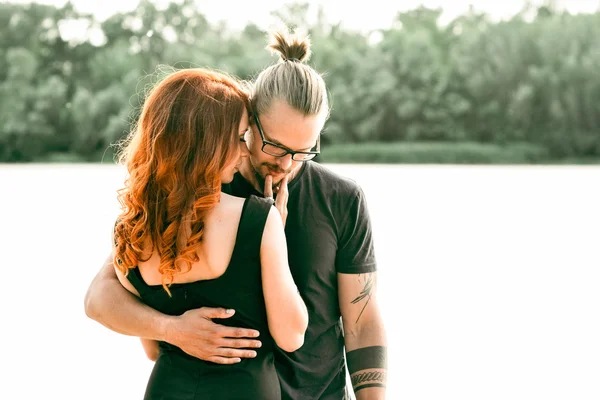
xmin=230 ymin=195 xmax=275 ymax=264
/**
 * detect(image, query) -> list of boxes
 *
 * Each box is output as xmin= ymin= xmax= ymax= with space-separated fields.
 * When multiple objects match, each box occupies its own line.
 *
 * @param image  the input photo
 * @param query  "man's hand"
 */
xmin=165 ymin=307 xmax=262 ymax=364
xmin=265 ymin=174 xmax=289 ymax=227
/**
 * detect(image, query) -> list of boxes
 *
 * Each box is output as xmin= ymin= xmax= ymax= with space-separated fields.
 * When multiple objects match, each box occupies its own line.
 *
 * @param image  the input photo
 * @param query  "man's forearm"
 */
xmin=345 ymin=320 xmax=387 ymax=400
xmin=84 ymin=259 xmax=172 ymax=341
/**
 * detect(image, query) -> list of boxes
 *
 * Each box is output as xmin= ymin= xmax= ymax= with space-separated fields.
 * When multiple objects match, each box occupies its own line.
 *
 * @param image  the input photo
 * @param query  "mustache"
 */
xmin=262 ymin=164 xmax=291 ymax=174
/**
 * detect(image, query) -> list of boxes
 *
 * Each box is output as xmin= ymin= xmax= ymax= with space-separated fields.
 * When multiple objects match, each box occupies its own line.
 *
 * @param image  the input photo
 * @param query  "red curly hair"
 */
xmin=113 ymin=67 xmax=250 ymax=295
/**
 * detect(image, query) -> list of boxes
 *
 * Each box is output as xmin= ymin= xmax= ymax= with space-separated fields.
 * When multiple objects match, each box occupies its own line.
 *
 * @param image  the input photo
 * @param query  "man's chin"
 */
xmin=249 ymin=162 xmax=294 ymax=192
xmin=270 ymin=173 xmax=286 ymax=185
xmin=252 ymin=171 xmax=282 ymax=193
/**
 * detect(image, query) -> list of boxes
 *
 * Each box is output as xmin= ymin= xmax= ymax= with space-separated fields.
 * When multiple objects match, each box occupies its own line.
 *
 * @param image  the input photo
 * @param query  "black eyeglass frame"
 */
xmin=251 ymin=113 xmax=320 ymax=161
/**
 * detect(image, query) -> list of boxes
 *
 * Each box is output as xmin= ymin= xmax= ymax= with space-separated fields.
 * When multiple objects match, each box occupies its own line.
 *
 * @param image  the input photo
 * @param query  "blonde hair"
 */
xmin=252 ymin=29 xmax=329 ymax=118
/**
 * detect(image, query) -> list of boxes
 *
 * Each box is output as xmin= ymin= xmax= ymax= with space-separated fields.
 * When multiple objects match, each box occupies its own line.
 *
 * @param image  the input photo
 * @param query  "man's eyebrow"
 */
xmin=264 ymin=134 xmax=284 ymax=146
xmin=268 ymin=136 xmax=316 ymax=152
xmin=264 ymin=134 xmax=293 ymax=149
xmin=299 ymin=144 xmax=316 ymax=152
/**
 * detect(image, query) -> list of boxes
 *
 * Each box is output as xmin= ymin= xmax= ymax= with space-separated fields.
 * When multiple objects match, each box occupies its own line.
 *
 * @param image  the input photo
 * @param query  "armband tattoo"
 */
xmin=346 ymin=346 xmax=387 ymax=392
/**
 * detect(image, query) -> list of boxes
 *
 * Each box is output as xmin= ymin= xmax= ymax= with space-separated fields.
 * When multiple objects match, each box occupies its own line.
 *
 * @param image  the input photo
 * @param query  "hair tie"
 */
xmin=285 ymin=58 xmax=300 ymax=63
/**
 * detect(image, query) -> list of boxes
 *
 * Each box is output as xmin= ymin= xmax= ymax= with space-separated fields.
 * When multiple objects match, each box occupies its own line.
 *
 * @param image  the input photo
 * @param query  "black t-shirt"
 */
xmin=223 ymin=161 xmax=377 ymax=400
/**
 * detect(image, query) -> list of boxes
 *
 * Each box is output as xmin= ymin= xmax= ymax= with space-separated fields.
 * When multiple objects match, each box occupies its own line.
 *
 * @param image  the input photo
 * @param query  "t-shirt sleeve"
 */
xmin=335 ymin=186 xmax=377 ymax=274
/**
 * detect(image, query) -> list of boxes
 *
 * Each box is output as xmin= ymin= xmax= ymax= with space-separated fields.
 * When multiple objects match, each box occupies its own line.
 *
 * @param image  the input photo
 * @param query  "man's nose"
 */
xmin=277 ymin=154 xmax=293 ymax=170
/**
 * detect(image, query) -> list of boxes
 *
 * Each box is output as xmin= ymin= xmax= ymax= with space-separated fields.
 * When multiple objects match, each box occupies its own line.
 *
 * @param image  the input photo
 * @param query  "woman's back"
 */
xmin=136 ymin=193 xmax=248 ymax=285
xmin=125 ymin=195 xmax=281 ymax=400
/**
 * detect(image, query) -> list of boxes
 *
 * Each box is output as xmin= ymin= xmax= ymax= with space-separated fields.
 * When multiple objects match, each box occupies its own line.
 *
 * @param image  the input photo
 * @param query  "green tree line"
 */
xmin=1 ymin=1 xmax=599 ymax=163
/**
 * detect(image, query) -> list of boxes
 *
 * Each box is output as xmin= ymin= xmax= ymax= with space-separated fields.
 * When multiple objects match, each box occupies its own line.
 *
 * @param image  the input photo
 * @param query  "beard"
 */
xmin=251 ymin=161 xmax=293 ymax=192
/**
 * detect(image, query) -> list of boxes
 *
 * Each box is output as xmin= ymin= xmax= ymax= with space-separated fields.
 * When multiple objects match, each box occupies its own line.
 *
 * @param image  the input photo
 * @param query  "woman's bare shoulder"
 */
xmin=219 ymin=192 xmax=247 ymax=208
xmin=207 ymin=192 xmax=247 ymax=222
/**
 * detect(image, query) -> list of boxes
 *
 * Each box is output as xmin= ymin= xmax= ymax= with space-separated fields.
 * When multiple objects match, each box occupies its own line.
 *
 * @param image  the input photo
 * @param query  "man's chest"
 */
xmin=284 ymin=204 xmax=339 ymax=291
xmin=226 ymin=177 xmax=342 ymax=288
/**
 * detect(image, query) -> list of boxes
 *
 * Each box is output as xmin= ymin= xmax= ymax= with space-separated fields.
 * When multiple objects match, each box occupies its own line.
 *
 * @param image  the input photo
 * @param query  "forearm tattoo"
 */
xmin=347 ymin=346 xmax=387 ymax=393
xmin=351 ymin=370 xmax=386 ymax=391
xmin=351 ymin=273 xmax=374 ymax=323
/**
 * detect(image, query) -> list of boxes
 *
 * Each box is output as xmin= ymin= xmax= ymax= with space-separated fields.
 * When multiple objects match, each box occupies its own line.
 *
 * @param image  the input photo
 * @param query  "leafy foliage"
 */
xmin=0 ymin=2 xmax=599 ymax=162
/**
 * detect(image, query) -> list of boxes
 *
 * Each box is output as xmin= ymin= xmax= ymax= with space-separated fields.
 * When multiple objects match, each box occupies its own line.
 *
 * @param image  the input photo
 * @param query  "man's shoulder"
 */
xmin=305 ymin=162 xmax=362 ymax=197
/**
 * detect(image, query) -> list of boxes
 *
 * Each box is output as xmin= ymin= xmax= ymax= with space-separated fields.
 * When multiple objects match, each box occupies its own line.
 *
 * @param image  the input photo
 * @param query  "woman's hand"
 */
xmin=264 ymin=174 xmax=289 ymax=227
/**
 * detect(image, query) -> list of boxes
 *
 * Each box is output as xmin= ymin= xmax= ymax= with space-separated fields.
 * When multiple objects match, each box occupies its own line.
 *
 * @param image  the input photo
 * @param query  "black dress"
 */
xmin=125 ymin=195 xmax=280 ymax=400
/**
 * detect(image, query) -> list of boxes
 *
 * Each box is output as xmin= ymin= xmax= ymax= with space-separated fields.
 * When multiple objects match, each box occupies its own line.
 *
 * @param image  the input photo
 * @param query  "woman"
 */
xmin=112 ymin=67 xmax=308 ymax=399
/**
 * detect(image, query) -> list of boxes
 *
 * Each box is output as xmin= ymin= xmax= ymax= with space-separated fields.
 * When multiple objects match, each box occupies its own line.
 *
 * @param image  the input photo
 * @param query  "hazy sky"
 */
xmin=5 ymin=0 xmax=599 ymax=32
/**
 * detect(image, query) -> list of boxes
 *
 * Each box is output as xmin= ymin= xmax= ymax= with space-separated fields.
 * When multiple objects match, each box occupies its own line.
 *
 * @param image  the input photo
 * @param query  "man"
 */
xmin=85 ymin=30 xmax=387 ymax=399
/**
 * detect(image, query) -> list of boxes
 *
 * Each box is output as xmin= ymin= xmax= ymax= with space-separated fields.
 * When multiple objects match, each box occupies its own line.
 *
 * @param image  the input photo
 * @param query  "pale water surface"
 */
xmin=1 ymin=164 xmax=599 ymax=399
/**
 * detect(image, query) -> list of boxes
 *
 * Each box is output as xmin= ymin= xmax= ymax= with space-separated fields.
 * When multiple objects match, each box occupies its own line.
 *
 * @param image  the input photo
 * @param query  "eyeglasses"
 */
xmin=251 ymin=113 xmax=320 ymax=161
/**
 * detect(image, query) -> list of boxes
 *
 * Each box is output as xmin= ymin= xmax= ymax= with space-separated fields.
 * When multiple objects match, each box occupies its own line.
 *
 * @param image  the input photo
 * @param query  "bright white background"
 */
xmin=1 ymin=163 xmax=599 ymax=399
xmin=3 ymin=0 xmax=600 ymax=398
